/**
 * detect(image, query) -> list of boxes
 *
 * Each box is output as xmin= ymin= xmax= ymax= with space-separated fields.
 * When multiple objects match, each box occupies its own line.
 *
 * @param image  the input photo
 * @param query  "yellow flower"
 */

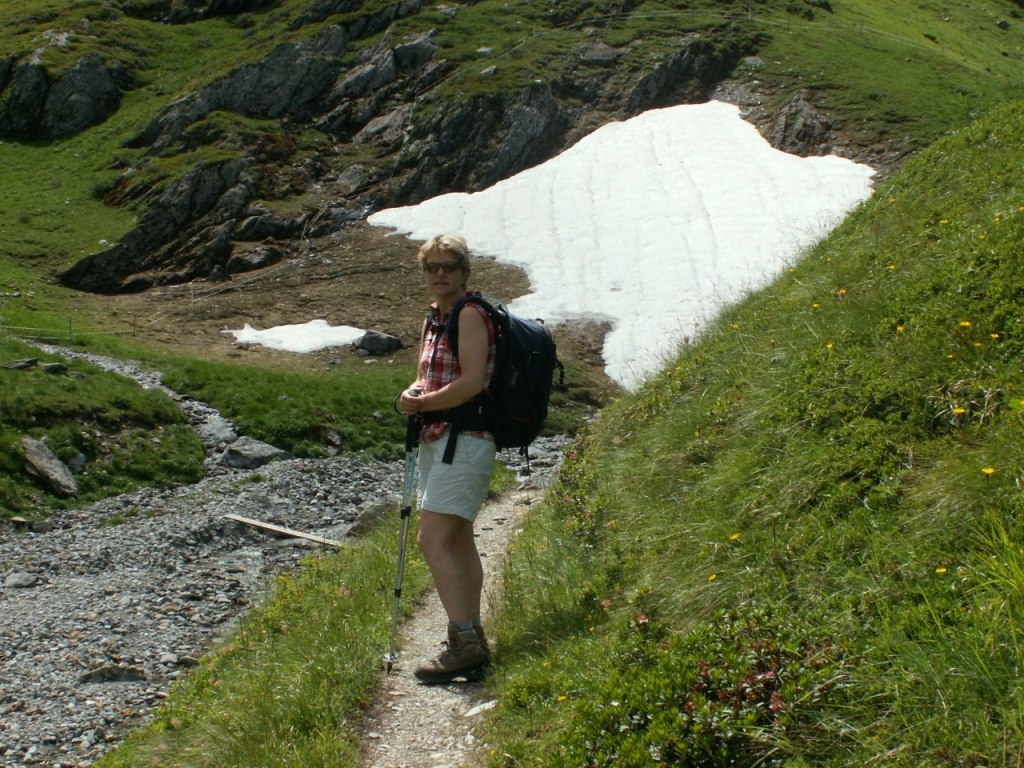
xmin=897 ymin=326 xmax=905 ymax=333
xmin=947 ymin=354 xmax=955 ymax=359
xmin=838 ymin=288 xmax=847 ymax=296
xmin=974 ymin=342 xmax=982 ymax=347
xmin=732 ymin=324 xmax=739 ymax=330
xmin=960 ymin=321 xmax=972 ymax=327
xmin=936 ymin=568 xmax=947 ymax=574
xmin=991 ymin=333 xmax=1001 ymax=339
xmin=826 ymin=343 xmax=834 ymax=349
xmin=953 ymin=407 xmax=965 ymax=415
xmin=557 ymin=696 xmax=567 ymax=701
xmin=812 ymin=303 xmax=820 ymax=309
xmin=940 ymin=219 xmax=949 ymax=224
xmin=730 ymin=533 xmax=741 ymax=541
xmin=982 ymin=467 xmax=995 ymax=476
xmin=889 ymin=264 xmax=896 ymax=270
xmin=709 ymin=574 xmax=717 ymax=581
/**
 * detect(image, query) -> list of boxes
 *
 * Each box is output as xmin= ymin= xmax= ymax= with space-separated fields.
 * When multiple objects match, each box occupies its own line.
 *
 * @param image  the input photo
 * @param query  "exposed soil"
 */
xmin=77 ymin=221 xmax=620 ymax=403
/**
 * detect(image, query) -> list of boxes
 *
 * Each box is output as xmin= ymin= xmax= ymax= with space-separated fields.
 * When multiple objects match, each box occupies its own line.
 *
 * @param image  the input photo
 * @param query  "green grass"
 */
xmin=97 ymin=516 xmax=434 ymax=768
xmin=481 ymin=100 xmax=1024 ymax=765
xmin=0 ymin=336 xmax=204 ymax=516
xmin=159 ymin=355 xmax=414 ymax=459
xmin=4 ymin=0 xmax=1024 ymax=764
xmin=94 ymin=98 xmax=1024 ymax=767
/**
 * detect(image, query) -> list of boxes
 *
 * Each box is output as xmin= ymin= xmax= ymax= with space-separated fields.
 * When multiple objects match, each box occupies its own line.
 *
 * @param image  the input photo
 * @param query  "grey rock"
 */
xmin=353 ymin=105 xmax=411 ymax=148
xmin=41 ymin=362 xmax=69 ymax=376
xmin=577 ymin=40 xmax=621 ymax=67
xmin=348 ymin=497 xmax=398 ymax=537
xmin=769 ymin=88 xmax=833 ymax=156
xmin=353 ymin=330 xmax=403 ymax=356
xmin=22 ymin=436 xmax=78 ymax=498
xmin=67 ymin=453 xmax=87 ymax=474
xmin=225 ymin=245 xmax=286 ymax=274
xmin=195 ymin=414 xmax=239 ymax=447
xmin=4 ymin=572 xmax=38 ymax=589
xmin=220 ymin=437 xmax=293 ymax=469
xmin=2 ymin=358 xmax=37 ymax=370
xmin=78 ymin=665 xmax=148 ymax=684
xmin=394 ymin=32 xmax=437 ymax=71
xmin=41 ymin=53 xmax=123 ymax=138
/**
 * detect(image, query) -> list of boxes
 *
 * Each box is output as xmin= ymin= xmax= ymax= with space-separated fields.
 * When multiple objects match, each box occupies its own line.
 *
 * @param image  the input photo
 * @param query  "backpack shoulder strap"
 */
xmin=444 ymin=292 xmax=499 ymax=359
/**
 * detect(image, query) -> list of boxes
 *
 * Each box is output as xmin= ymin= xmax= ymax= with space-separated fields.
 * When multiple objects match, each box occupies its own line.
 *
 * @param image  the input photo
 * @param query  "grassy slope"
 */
xmin=486 ymin=102 xmax=1024 ymax=765
xmin=0 ymin=0 xmax=1021 ymax=763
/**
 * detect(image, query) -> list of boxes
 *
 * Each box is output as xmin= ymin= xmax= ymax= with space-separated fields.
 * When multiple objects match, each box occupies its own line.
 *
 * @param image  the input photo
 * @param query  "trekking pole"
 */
xmin=384 ymin=415 xmax=419 ymax=674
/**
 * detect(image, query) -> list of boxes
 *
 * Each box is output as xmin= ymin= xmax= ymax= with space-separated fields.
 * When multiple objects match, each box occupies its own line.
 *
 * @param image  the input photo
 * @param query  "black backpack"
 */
xmin=426 ymin=292 xmax=563 ymax=465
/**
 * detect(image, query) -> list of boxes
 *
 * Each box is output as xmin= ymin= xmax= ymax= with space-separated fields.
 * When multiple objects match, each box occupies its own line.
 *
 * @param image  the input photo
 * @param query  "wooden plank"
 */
xmin=223 ymin=514 xmax=343 ymax=548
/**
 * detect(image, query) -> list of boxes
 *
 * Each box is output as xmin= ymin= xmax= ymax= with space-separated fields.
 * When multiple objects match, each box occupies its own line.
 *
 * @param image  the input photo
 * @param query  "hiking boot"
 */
xmin=413 ymin=624 xmax=490 ymax=684
xmin=474 ymin=624 xmax=492 ymax=662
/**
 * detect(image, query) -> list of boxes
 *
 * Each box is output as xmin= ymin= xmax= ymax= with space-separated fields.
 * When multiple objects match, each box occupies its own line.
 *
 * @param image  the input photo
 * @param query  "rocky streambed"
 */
xmin=0 ymin=346 xmax=566 ymax=767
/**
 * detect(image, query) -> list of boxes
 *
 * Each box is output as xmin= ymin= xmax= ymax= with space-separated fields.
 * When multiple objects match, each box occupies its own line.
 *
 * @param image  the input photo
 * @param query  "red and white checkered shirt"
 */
xmin=418 ymin=297 xmax=496 ymax=443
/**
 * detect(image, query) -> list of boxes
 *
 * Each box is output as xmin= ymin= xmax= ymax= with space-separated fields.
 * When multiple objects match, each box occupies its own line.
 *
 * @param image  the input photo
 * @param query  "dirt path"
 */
xmin=360 ymin=482 xmax=545 ymax=768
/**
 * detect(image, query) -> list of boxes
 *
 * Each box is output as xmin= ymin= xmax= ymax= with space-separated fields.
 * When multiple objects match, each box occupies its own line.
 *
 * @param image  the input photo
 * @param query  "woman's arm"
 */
xmin=403 ymin=305 xmax=488 ymax=415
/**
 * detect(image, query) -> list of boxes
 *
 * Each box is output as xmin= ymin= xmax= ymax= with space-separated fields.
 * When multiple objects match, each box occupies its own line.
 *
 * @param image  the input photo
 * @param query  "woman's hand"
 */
xmin=399 ymin=388 xmax=424 ymax=415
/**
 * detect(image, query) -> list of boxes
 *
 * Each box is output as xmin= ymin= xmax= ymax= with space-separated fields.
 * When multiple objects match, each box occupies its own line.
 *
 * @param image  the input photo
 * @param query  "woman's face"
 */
xmin=422 ymin=251 xmax=467 ymax=304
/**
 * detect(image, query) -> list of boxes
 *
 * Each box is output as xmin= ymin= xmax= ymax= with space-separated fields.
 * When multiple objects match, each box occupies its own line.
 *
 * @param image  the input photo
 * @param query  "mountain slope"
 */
xmin=487 ymin=98 xmax=1024 ymax=765
xmin=2 ymin=0 xmax=1024 ymax=299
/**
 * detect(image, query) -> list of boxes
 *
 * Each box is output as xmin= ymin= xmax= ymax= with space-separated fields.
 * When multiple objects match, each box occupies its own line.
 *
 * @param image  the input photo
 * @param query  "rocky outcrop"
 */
xmin=127 ymin=26 xmax=353 ymax=152
xmin=0 ymin=54 xmax=130 ymax=140
xmin=50 ymin=4 xmax=762 ymax=294
xmin=625 ymin=36 xmax=749 ymax=115
xmin=59 ymin=159 xmax=255 ymax=292
xmin=769 ymin=88 xmax=833 ymax=156
xmin=122 ymin=0 xmax=281 ymax=23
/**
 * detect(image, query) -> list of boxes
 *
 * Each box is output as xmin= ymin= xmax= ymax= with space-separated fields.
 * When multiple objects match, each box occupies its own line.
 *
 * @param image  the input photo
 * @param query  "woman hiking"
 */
xmin=399 ymin=233 xmax=497 ymax=684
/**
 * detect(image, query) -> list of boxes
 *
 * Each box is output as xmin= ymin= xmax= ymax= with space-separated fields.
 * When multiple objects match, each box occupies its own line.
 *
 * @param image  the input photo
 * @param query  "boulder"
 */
xmin=394 ymin=32 xmax=437 ymax=71
xmin=225 ymin=245 xmax=286 ymax=274
xmin=21 ymin=436 xmax=78 ymax=498
xmin=220 ymin=436 xmax=293 ymax=469
xmin=353 ymin=330 xmax=403 ymax=356
xmin=4 ymin=572 xmax=39 ymax=589
xmin=577 ymin=40 xmax=621 ymax=67
xmin=0 ymin=54 xmax=126 ymax=140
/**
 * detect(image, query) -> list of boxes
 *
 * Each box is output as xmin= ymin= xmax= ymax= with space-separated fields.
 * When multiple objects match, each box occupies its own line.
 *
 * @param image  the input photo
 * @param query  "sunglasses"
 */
xmin=422 ymin=261 xmax=462 ymax=274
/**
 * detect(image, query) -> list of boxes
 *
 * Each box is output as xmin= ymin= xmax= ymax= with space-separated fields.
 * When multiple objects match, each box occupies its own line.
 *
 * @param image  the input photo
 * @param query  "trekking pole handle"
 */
xmin=405 ymin=394 xmax=421 ymax=454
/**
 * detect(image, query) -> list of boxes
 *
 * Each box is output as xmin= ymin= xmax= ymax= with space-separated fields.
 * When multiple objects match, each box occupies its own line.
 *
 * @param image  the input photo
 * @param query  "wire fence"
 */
xmin=0 ymin=316 xmax=140 ymax=344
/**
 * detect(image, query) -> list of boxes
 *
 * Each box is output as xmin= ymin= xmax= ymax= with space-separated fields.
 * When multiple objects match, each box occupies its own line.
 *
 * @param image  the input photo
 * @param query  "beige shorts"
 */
xmin=417 ymin=432 xmax=496 ymax=522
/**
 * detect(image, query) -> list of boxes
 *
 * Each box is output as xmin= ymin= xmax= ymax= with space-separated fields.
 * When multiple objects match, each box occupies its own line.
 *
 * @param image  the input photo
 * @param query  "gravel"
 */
xmin=1 ymin=346 xmax=566 ymax=768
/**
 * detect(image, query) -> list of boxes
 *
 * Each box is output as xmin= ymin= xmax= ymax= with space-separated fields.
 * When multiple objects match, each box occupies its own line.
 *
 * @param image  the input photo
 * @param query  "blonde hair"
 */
xmin=416 ymin=233 xmax=472 ymax=273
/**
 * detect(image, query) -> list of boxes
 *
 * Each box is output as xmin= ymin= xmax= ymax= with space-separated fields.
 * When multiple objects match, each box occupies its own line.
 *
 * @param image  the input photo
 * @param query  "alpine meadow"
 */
xmin=2 ymin=0 xmax=1024 ymax=766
